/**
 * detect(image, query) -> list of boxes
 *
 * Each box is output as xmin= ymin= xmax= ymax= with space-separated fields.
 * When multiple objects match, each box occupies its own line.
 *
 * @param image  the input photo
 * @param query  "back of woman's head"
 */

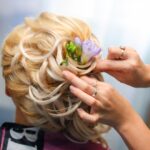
xmin=1 ymin=12 xmax=109 ymax=144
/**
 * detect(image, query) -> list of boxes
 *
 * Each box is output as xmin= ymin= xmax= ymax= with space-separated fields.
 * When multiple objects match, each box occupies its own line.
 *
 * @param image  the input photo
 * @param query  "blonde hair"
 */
xmin=1 ymin=12 xmax=109 ymax=145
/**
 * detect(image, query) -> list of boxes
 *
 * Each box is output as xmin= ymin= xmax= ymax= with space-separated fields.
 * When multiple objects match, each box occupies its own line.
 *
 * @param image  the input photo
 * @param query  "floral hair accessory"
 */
xmin=61 ymin=37 xmax=101 ymax=65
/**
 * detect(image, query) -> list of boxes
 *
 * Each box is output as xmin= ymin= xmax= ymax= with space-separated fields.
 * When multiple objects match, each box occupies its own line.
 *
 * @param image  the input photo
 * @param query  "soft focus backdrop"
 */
xmin=0 ymin=0 xmax=150 ymax=150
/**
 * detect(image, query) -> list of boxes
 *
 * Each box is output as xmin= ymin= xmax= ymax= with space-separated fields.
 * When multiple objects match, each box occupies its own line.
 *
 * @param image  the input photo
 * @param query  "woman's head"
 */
xmin=1 ymin=12 xmax=109 ymax=144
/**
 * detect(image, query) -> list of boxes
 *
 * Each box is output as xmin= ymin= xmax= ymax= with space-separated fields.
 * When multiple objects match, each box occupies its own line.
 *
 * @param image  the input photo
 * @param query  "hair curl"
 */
xmin=1 ymin=12 xmax=109 ymax=146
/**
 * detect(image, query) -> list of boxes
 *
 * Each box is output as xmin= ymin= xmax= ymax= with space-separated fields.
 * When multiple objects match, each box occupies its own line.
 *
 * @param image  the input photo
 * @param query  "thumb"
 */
xmin=95 ymin=59 xmax=128 ymax=72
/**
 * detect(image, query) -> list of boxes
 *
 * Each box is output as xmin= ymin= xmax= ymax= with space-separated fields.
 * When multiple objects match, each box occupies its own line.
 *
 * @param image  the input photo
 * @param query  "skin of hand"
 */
xmin=62 ymin=70 xmax=135 ymax=128
xmin=62 ymin=70 xmax=150 ymax=150
xmin=95 ymin=47 xmax=150 ymax=87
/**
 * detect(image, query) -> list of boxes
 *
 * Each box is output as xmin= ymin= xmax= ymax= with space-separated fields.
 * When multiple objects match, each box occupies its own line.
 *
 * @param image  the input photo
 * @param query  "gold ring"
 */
xmin=92 ymin=81 xmax=97 ymax=97
xmin=120 ymin=46 xmax=126 ymax=50
xmin=119 ymin=46 xmax=126 ymax=59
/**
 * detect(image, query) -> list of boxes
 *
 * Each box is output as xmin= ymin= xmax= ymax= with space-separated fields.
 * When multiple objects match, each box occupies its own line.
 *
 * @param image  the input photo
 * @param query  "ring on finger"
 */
xmin=92 ymin=81 xmax=98 ymax=97
xmin=119 ymin=46 xmax=126 ymax=59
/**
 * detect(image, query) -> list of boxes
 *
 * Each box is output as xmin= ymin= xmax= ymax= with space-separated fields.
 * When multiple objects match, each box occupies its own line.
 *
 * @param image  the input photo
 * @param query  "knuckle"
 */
xmin=80 ymin=114 xmax=84 ymax=120
xmin=80 ymin=76 xmax=87 ymax=80
xmin=128 ymin=47 xmax=136 ymax=52
xmin=95 ymin=101 xmax=101 ymax=108
xmin=91 ymin=115 xmax=99 ymax=124
xmin=129 ymin=60 xmax=138 ymax=69
xmin=104 ymin=83 xmax=114 ymax=93
xmin=84 ymin=84 xmax=93 ymax=94
xmin=70 ymin=75 xmax=76 ymax=83
xmin=90 ymin=99 xmax=97 ymax=106
xmin=100 ymin=102 xmax=106 ymax=112
xmin=104 ymin=101 xmax=113 ymax=110
xmin=78 ymin=111 xmax=85 ymax=120
xmin=92 ymin=118 xmax=98 ymax=124
xmin=108 ymin=47 xmax=115 ymax=54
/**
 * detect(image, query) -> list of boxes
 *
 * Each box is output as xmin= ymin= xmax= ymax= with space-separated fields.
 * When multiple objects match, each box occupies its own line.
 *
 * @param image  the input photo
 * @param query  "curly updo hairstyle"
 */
xmin=1 ymin=12 xmax=109 ymax=146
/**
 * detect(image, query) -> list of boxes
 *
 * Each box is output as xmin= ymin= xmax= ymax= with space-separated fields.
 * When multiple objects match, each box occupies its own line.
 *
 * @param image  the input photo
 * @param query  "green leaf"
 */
xmin=66 ymin=42 xmax=76 ymax=53
xmin=65 ymin=41 xmax=83 ymax=64
xmin=75 ymin=46 xmax=82 ymax=57
xmin=60 ymin=58 xmax=68 ymax=66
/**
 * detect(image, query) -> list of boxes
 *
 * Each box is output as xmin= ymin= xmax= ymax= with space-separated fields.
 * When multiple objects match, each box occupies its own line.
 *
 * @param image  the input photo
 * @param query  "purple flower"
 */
xmin=74 ymin=37 xmax=82 ymax=45
xmin=81 ymin=39 xmax=101 ymax=64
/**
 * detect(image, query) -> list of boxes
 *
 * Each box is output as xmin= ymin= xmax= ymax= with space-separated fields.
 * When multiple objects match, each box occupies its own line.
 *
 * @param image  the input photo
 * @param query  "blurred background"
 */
xmin=0 ymin=0 xmax=150 ymax=149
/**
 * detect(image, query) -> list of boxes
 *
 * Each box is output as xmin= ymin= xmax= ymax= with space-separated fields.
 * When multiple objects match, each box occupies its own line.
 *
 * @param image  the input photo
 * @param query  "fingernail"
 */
xmin=62 ymin=71 xmax=68 ymax=78
xmin=69 ymin=85 xmax=75 ymax=92
xmin=77 ymin=108 xmax=82 ymax=112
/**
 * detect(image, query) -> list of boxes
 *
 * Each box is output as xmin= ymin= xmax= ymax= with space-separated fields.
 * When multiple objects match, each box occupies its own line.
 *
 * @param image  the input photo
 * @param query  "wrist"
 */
xmin=115 ymin=114 xmax=137 ymax=134
xmin=112 ymin=101 xmax=137 ymax=132
xmin=114 ymin=109 xmax=138 ymax=133
xmin=114 ymin=111 xmax=150 ymax=150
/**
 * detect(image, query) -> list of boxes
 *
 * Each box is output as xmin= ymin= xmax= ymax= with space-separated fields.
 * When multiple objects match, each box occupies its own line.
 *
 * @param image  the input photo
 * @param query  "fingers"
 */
xmin=70 ymin=85 xmax=98 ymax=106
xmin=95 ymin=47 xmax=133 ymax=72
xmin=63 ymin=71 xmax=102 ymax=124
xmin=63 ymin=70 xmax=94 ymax=95
xmin=107 ymin=47 xmax=128 ymax=60
xmin=95 ymin=59 xmax=128 ymax=72
xmin=77 ymin=108 xmax=100 ymax=124
xmin=80 ymin=76 xmax=98 ymax=86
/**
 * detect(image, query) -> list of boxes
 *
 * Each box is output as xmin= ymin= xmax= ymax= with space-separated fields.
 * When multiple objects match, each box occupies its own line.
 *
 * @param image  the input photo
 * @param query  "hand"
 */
xmin=62 ymin=70 xmax=136 ymax=129
xmin=95 ymin=47 xmax=150 ymax=87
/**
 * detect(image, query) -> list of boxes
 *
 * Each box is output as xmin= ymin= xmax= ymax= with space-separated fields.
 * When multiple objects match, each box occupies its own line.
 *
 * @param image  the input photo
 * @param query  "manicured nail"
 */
xmin=77 ymin=108 xmax=82 ymax=113
xmin=69 ymin=85 xmax=76 ymax=92
xmin=62 ymin=71 xmax=68 ymax=78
